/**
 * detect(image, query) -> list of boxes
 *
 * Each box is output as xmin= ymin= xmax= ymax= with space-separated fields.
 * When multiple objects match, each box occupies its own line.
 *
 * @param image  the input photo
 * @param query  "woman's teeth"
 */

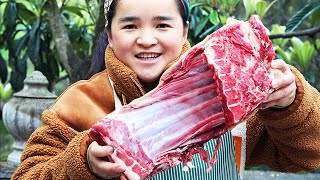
xmin=136 ymin=54 xmax=160 ymax=59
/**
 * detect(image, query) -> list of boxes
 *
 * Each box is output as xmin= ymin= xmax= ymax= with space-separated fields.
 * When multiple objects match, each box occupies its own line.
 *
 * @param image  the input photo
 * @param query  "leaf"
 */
xmin=2 ymin=83 xmax=13 ymax=101
xmin=304 ymin=72 xmax=316 ymax=85
xmin=209 ymin=10 xmax=219 ymax=25
xmin=274 ymin=45 xmax=292 ymax=64
xmin=189 ymin=13 xmax=197 ymax=30
xmin=219 ymin=14 xmax=228 ymax=25
xmin=199 ymin=24 xmax=220 ymax=39
xmin=256 ymin=1 xmax=267 ymax=18
xmin=42 ymin=37 xmax=59 ymax=79
xmin=63 ymin=6 xmax=85 ymax=18
xmin=16 ymin=2 xmax=37 ymax=24
xmin=27 ymin=20 xmax=41 ymax=68
xmin=15 ymin=0 xmax=34 ymax=10
xmin=189 ymin=2 xmax=210 ymax=10
xmin=0 ymin=83 xmax=4 ymax=99
xmin=256 ymin=0 xmax=277 ymax=19
xmin=0 ymin=2 xmax=7 ymax=26
xmin=270 ymin=24 xmax=286 ymax=46
xmin=194 ymin=17 xmax=209 ymax=37
xmin=15 ymin=31 xmax=30 ymax=58
xmin=291 ymin=37 xmax=303 ymax=49
xmin=310 ymin=9 xmax=320 ymax=26
xmin=301 ymin=41 xmax=315 ymax=68
xmin=3 ymin=2 xmax=17 ymax=51
xmin=243 ymin=0 xmax=256 ymax=19
xmin=286 ymin=1 xmax=320 ymax=32
xmin=316 ymin=39 xmax=320 ymax=49
xmin=17 ymin=53 xmax=27 ymax=75
xmin=270 ymin=24 xmax=286 ymax=34
xmin=230 ymin=0 xmax=241 ymax=8
xmin=291 ymin=37 xmax=304 ymax=69
xmin=290 ymin=37 xmax=315 ymax=71
xmin=289 ymin=47 xmax=296 ymax=65
xmin=0 ymin=53 xmax=7 ymax=83
xmin=9 ymin=70 xmax=25 ymax=92
xmin=4 ymin=2 xmax=17 ymax=28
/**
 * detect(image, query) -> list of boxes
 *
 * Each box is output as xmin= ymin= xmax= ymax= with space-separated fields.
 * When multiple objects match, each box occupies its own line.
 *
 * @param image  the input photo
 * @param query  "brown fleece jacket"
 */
xmin=247 ymin=66 xmax=320 ymax=172
xmin=12 ymin=47 xmax=320 ymax=179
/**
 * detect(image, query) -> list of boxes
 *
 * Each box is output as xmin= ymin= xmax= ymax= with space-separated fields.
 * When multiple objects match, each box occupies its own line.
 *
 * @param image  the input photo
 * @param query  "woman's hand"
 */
xmin=262 ymin=59 xmax=296 ymax=109
xmin=87 ymin=141 xmax=126 ymax=179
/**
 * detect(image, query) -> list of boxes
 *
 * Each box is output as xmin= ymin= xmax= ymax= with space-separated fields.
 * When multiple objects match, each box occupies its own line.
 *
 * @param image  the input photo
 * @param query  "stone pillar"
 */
xmin=1 ymin=71 xmax=57 ymax=179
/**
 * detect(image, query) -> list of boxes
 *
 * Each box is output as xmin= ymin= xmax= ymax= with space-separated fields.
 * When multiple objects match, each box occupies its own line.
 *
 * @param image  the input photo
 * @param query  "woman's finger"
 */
xmin=265 ymin=82 xmax=296 ymax=103
xmin=271 ymin=59 xmax=288 ymax=73
xmin=93 ymin=161 xmax=126 ymax=179
xmin=262 ymin=83 xmax=296 ymax=109
xmin=272 ymin=72 xmax=295 ymax=90
xmin=88 ymin=142 xmax=126 ymax=179
xmin=89 ymin=141 xmax=114 ymax=157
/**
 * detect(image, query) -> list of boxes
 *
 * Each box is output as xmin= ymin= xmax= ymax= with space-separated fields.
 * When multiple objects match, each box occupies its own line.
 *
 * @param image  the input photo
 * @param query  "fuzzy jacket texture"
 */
xmin=12 ymin=45 xmax=320 ymax=180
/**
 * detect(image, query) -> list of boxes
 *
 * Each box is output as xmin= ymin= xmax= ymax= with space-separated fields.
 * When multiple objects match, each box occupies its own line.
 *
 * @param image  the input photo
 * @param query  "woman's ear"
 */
xmin=183 ymin=21 xmax=189 ymax=43
xmin=107 ymin=30 xmax=113 ymax=48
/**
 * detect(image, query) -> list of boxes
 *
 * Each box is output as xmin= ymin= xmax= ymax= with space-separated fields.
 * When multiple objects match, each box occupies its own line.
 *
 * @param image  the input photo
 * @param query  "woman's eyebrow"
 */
xmin=118 ymin=16 xmax=174 ymax=23
xmin=119 ymin=16 xmax=139 ymax=23
xmin=153 ymin=16 xmax=174 ymax=21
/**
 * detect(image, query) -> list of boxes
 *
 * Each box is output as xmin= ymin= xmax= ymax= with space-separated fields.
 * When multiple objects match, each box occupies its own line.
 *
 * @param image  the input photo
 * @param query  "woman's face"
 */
xmin=108 ymin=0 xmax=188 ymax=83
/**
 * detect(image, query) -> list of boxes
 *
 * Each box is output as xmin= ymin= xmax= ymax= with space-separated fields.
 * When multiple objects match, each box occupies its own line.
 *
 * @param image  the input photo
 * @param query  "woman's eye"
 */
xmin=157 ymin=24 xmax=169 ymax=28
xmin=123 ymin=25 xmax=137 ymax=29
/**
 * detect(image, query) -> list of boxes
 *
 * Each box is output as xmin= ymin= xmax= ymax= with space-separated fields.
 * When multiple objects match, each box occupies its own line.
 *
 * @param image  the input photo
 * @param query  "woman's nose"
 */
xmin=136 ymin=30 xmax=158 ymax=47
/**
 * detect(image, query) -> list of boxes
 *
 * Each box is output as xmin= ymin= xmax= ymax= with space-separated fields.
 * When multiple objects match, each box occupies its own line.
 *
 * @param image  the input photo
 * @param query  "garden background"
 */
xmin=1 ymin=0 xmax=319 ymax=175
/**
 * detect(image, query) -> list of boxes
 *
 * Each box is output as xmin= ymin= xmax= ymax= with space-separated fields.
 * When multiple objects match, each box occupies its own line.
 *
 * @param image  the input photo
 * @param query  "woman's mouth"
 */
xmin=136 ymin=53 xmax=161 ymax=60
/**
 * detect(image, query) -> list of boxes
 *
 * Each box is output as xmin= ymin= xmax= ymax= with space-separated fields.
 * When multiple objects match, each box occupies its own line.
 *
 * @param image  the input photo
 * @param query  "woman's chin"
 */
xmin=137 ymin=71 xmax=162 ymax=82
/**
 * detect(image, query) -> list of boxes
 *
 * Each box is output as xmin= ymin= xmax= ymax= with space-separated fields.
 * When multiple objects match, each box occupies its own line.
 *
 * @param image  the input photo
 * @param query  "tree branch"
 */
xmin=91 ymin=0 xmax=106 ymax=46
xmin=269 ymin=26 xmax=320 ymax=39
xmin=45 ymin=0 xmax=88 ymax=83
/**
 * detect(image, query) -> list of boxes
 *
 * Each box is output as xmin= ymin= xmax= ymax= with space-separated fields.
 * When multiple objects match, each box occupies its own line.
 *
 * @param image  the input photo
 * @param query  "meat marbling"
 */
xmin=89 ymin=15 xmax=276 ymax=180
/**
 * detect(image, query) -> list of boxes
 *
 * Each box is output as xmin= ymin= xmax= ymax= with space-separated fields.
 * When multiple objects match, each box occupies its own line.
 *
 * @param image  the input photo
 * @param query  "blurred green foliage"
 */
xmin=0 ymin=0 xmax=98 ymax=93
xmin=0 ymin=118 xmax=14 ymax=162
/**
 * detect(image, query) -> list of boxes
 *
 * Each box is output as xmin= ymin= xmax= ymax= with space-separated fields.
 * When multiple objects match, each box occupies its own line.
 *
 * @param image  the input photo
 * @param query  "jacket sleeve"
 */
xmin=246 ymin=66 xmax=320 ymax=172
xmin=11 ymin=109 xmax=98 ymax=180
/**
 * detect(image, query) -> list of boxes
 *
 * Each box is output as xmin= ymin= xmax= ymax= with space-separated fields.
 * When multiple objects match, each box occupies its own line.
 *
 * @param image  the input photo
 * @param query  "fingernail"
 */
xmin=117 ymin=164 xmax=126 ymax=172
xmin=105 ymin=146 xmax=114 ymax=153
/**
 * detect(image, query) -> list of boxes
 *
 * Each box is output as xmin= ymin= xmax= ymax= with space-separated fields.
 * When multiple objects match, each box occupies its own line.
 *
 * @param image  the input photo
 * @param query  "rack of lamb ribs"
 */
xmin=89 ymin=15 xmax=276 ymax=180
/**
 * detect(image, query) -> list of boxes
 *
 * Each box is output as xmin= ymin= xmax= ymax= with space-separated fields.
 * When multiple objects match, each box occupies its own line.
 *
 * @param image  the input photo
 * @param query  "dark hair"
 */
xmin=86 ymin=0 xmax=189 ymax=78
xmin=107 ymin=0 xmax=188 ymax=32
xmin=86 ymin=30 xmax=108 ymax=79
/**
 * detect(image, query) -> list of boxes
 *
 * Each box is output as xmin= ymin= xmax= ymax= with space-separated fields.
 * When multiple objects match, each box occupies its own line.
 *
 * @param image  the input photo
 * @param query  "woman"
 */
xmin=12 ymin=0 xmax=320 ymax=179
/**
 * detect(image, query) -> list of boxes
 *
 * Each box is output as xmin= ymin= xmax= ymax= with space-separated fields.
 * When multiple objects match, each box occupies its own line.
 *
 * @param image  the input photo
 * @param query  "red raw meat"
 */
xmin=89 ymin=15 xmax=275 ymax=179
